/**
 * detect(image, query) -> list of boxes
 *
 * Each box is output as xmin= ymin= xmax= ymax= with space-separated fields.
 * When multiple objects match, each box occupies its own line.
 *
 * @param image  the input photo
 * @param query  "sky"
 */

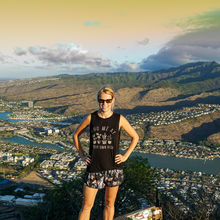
xmin=0 ymin=0 xmax=220 ymax=79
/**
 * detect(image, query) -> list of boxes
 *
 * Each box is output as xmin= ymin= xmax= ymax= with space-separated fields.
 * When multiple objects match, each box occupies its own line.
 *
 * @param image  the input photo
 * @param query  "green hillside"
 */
xmin=0 ymin=61 xmax=220 ymax=115
xmin=57 ymin=61 xmax=220 ymax=94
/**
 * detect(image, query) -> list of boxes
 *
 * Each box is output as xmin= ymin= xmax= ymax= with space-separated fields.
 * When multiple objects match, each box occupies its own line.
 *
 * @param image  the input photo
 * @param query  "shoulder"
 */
xmin=86 ymin=114 xmax=92 ymax=120
xmin=74 ymin=114 xmax=91 ymax=134
xmin=119 ymin=114 xmax=126 ymax=122
xmin=119 ymin=114 xmax=129 ymax=128
xmin=91 ymin=111 xmax=98 ymax=117
xmin=117 ymin=112 xmax=125 ymax=118
xmin=80 ymin=113 xmax=92 ymax=125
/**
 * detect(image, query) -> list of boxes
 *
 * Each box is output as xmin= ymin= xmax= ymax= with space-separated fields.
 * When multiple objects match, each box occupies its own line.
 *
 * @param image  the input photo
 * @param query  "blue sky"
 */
xmin=0 ymin=0 xmax=219 ymax=79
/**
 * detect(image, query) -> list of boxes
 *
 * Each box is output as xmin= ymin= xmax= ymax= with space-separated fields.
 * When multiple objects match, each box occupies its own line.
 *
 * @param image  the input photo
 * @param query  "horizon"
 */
xmin=0 ymin=60 xmax=218 ymax=81
xmin=0 ymin=0 xmax=220 ymax=79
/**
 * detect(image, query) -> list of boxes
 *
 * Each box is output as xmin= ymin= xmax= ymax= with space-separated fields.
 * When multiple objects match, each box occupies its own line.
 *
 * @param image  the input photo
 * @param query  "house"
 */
xmin=53 ymin=128 xmax=60 ymax=134
xmin=15 ymin=198 xmax=39 ymax=206
xmin=0 ymin=195 xmax=15 ymax=204
xmin=40 ymin=160 xmax=55 ymax=168
xmin=43 ymin=127 xmax=53 ymax=135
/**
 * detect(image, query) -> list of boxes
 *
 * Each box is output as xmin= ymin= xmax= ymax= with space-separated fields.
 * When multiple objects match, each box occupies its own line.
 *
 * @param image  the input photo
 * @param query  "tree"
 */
xmin=115 ymin=156 xmax=157 ymax=216
xmin=24 ymin=178 xmax=84 ymax=220
xmin=24 ymin=156 xmax=157 ymax=219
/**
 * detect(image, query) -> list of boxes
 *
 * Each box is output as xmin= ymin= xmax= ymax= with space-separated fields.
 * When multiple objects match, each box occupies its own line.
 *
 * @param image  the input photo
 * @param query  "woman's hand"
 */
xmin=115 ymin=154 xmax=126 ymax=164
xmin=82 ymin=155 xmax=91 ymax=165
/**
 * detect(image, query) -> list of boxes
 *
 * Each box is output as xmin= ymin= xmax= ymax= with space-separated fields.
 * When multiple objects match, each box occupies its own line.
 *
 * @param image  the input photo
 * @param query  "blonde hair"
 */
xmin=97 ymin=86 xmax=115 ymax=101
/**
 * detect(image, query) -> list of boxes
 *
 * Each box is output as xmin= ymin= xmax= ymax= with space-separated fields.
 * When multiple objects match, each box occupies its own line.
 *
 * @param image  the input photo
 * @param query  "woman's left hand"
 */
xmin=115 ymin=154 xmax=126 ymax=164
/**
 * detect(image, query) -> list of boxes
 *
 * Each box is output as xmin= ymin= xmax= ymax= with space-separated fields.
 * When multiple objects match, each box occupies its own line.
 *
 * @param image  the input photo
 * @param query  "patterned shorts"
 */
xmin=84 ymin=169 xmax=124 ymax=189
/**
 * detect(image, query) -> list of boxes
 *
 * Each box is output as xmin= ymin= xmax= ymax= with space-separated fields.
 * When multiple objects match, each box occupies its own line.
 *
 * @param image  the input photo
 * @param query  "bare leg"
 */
xmin=103 ymin=186 xmax=119 ymax=220
xmin=79 ymin=185 xmax=98 ymax=220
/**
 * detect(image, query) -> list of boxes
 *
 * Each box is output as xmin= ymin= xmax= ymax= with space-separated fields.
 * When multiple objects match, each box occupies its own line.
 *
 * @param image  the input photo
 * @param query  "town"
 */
xmin=0 ymin=98 xmax=220 ymax=218
xmin=126 ymin=104 xmax=220 ymax=127
xmin=157 ymin=167 xmax=219 ymax=218
xmin=134 ymin=139 xmax=220 ymax=160
xmin=1 ymin=144 xmax=219 ymax=218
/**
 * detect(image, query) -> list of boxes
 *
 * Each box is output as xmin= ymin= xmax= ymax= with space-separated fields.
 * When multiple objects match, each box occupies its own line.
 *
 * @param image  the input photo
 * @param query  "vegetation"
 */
xmin=0 ymin=154 xmax=41 ymax=179
xmin=23 ymin=156 xmax=157 ymax=220
xmin=1 ymin=62 xmax=220 ymax=104
xmin=199 ymin=140 xmax=220 ymax=149
xmin=57 ymin=61 xmax=220 ymax=95
xmin=115 ymin=156 xmax=157 ymax=216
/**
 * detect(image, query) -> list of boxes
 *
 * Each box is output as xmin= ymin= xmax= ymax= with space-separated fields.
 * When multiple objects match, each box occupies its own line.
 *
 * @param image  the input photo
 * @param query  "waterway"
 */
xmin=0 ymin=112 xmax=18 ymax=122
xmin=0 ymin=112 xmax=71 ymax=125
xmin=1 ymin=135 xmax=219 ymax=174
xmin=1 ymin=112 xmax=220 ymax=174
xmin=1 ymin=136 xmax=64 ymax=152
xmin=133 ymin=152 xmax=220 ymax=175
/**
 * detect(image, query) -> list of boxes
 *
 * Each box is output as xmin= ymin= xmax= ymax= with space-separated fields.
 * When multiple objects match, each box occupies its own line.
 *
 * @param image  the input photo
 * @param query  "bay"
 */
xmin=0 ymin=112 xmax=12 ymax=121
xmin=1 ymin=136 xmax=65 ymax=152
xmin=132 ymin=152 xmax=220 ymax=175
xmin=0 ymin=111 xmax=22 ymax=122
xmin=1 ymin=112 xmax=219 ymax=174
xmin=2 ymin=136 xmax=220 ymax=174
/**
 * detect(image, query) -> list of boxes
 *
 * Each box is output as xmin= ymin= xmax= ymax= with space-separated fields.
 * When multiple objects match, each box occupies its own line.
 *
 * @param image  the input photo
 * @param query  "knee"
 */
xmin=105 ymin=199 xmax=115 ymax=209
xmin=82 ymin=201 xmax=94 ymax=211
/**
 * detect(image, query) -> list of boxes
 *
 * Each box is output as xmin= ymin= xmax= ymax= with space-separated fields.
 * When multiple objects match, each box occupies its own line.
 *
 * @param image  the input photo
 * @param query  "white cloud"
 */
xmin=0 ymin=53 xmax=4 ymax=63
xmin=1 ymin=42 xmax=142 ymax=78
xmin=27 ymin=43 xmax=113 ymax=70
xmin=116 ymin=62 xmax=140 ymax=72
xmin=0 ymin=52 xmax=14 ymax=64
xmin=29 ymin=45 xmax=46 ymax=55
xmin=14 ymin=47 xmax=27 ymax=56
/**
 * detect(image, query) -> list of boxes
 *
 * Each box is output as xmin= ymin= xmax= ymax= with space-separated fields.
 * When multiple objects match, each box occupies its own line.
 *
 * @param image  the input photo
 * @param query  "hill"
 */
xmin=0 ymin=61 xmax=220 ymax=115
xmin=148 ymin=110 xmax=220 ymax=143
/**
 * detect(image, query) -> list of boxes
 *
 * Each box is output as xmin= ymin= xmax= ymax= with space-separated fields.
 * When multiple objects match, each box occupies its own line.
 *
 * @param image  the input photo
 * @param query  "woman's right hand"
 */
xmin=82 ymin=155 xmax=91 ymax=165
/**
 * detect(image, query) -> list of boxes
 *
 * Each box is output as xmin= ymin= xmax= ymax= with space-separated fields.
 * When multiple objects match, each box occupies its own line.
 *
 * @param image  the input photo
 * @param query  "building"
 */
xmin=53 ymin=128 xmax=60 ymax=134
xmin=21 ymin=101 xmax=34 ymax=108
xmin=15 ymin=198 xmax=39 ymax=206
xmin=43 ymin=127 xmax=53 ymax=135
xmin=0 ymin=195 xmax=15 ymax=205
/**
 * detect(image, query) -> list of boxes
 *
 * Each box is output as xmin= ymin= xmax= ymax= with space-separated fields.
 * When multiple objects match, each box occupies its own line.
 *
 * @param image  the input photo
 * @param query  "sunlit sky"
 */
xmin=0 ymin=0 xmax=220 ymax=79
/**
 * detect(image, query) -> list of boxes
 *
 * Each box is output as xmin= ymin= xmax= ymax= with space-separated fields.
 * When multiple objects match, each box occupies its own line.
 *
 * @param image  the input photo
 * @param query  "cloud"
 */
xmin=9 ymin=42 xmax=142 ymax=75
xmin=0 ymin=52 xmax=14 ymax=64
xmin=116 ymin=62 xmax=140 ymax=72
xmin=29 ymin=45 xmax=46 ymax=55
xmin=27 ymin=43 xmax=113 ymax=70
xmin=9 ymin=42 xmax=120 ymax=74
xmin=176 ymin=9 xmax=220 ymax=31
xmin=84 ymin=20 xmax=101 ymax=27
xmin=137 ymin=38 xmax=150 ymax=46
xmin=0 ymin=53 xmax=4 ymax=63
xmin=140 ymin=9 xmax=220 ymax=70
xmin=14 ymin=47 xmax=27 ymax=56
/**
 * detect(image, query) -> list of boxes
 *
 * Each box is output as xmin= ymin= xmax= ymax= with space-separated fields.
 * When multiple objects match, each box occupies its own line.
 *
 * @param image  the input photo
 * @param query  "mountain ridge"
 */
xmin=0 ymin=61 xmax=220 ymax=115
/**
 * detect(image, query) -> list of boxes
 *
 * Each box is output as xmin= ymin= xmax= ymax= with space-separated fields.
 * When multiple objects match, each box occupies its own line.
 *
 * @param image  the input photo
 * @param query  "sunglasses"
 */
xmin=98 ymin=99 xmax=113 ymax=104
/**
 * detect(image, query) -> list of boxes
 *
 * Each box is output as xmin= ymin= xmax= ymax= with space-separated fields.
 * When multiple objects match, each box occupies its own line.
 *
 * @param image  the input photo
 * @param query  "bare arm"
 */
xmin=115 ymin=115 xmax=139 ymax=164
xmin=73 ymin=114 xmax=91 ymax=163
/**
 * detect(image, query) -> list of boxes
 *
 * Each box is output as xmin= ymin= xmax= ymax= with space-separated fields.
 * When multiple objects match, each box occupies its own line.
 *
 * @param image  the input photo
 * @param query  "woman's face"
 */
xmin=98 ymin=92 xmax=114 ymax=113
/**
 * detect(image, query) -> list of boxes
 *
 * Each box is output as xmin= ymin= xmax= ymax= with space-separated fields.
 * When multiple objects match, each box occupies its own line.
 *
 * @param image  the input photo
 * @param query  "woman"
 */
xmin=73 ymin=86 xmax=139 ymax=220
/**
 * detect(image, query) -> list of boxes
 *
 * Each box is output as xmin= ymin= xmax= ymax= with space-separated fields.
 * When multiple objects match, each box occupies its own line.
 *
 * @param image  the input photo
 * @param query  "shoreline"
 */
xmin=134 ymin=150 xmax=217 ymax=160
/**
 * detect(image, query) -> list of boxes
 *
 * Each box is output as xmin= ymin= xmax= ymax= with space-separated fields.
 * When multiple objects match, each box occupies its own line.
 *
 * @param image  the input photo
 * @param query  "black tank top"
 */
xmin=87 ymin=111 xmax=122 ymax=172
